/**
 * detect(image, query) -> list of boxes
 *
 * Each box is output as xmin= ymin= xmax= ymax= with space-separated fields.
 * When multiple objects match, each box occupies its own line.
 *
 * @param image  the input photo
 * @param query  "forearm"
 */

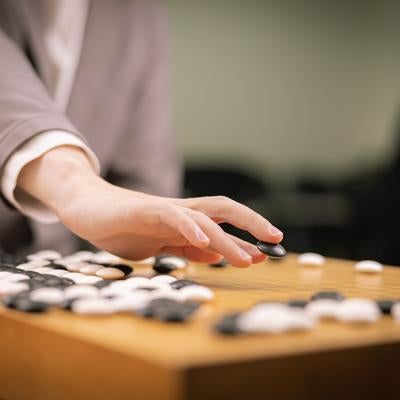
xmin=17 ymin=146 xmax=102 ymax=217
xmin=17 ymin=146 xmax=156 ymax=219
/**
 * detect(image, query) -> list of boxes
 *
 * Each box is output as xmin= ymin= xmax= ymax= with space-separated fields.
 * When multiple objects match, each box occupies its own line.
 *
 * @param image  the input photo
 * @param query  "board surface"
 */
xmin=1 ymin=254 xmax=400 ymax=400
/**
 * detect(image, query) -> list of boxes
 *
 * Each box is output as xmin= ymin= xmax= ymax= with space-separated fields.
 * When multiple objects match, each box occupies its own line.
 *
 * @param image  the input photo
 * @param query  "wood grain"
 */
xmin=0 ymin=254 xmax=400 ymax=399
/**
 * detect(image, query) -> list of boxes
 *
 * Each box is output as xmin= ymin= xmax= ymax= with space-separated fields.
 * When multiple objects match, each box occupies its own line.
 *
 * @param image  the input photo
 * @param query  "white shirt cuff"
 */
xmin=1 ymin=130 xmax=100 ymax=224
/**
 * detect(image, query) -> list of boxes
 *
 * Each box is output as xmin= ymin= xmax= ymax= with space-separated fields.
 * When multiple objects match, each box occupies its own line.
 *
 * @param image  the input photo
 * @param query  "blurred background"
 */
xmin=166 ymin=0 xmax=400 ymax=265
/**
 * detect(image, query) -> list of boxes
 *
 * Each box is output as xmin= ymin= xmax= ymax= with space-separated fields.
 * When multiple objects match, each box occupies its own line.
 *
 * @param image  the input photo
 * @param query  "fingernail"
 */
xmin=269 ymin=225 xmax=283 ymax=237
xmin=238 ymin=247 xmax=252 ymax=260
xmin=195 ymin=227 xmax=209 ymax=243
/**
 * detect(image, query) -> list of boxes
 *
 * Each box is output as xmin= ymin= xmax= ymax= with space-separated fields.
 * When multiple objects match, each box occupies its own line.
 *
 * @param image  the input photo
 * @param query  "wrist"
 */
xmin=17 ymin=146 xmax=103 ymax=215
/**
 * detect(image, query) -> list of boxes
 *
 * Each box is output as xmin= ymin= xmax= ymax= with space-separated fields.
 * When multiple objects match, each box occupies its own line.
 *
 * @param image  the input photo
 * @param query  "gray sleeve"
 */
xmin=107 ymin=0 xmax=183 ymax=198
xmin=0 ymin=4 xmax=85 ymax=171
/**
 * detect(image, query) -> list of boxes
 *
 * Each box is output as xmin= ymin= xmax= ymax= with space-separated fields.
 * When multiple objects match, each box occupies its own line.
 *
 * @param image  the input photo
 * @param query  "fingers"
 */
xmin=162 ymin=246 xmax=224 ymax=264
xmin=227 ymin=234 xmax=267 ymax=264
xmin=184 ymin=196 xmax=283 ymax=244
xmin=158 ymin=205 xmax=210 ymax=249
xmin=184 ymin=209 xmax=253 ymax=267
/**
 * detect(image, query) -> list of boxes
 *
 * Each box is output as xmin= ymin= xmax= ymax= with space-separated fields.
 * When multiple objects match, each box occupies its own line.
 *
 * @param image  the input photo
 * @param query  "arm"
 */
xmin=2 ymin=131 xmax=99 ymax=223
xmin=18 ymin=146 xmax=283 ymax=267
xmin=0 ymin=27 xmax=86 ymax=173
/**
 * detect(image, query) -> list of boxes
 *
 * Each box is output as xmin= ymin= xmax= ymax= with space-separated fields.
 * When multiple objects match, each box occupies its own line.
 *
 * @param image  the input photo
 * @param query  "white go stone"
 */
xmin=336 ymin=298 xmax=381 ymax=324
xmin=17 ymin=263 xmax=37 ymax=271
xmin=17 ymin=260 xmax=50 ymax=270
xmin=237 ymin=304 xmax=294 ymax=334
xmin=100 ymin=285 xmax=135 ymax=298
xmin=120 ymin=277 xmax=151 ymax=289
xmin=305 ymin=299 xmax=341 ymax=320
xmin=45 ymin=269 xmax=69 ymax=277
xmin=95 ymin=267 xmax=125 ymax=280
xmin=32 ymin=267 xmax=53 ymax=274
xmin=91 ymin=251 xmax=120 ymax=265
xmin=179 ymin=285 xmax=214 ymax=302
xmin=74 ymin=275 xmax=103 ymax=285
xmin=66 ymin=262 xmax=88 ymax=272
xmin=64 ymin=285 xmax=100 ymax=300
xmin=29 ymin=259 xmax=51 ymax=267
xmin=297 ymin=253 xmax=326 ymax=266
xmin=109 ymin=280 xmax=137 ymax=290
xmin=72 ymin=298 xmax=115 ymax=315
xmin=56 ymin=257 xmax=79 ymax=266
xmin=111 ymin=278 xmax=168 ymax=292
xmin=0 ymin=271 xmax=13 ymax=279
xmin=354 ymin=260 xmax=383 ymax=274
xmin=3 ymin=273 xmax=29 ymax=283
xmin=157 ymin=256 xmax=188 ymax=269
xmin=27 ymin=250 xmax=61 ymax=261
xmin=63 ymin=272 xmax=87 ymax=282
xmin=391 ymin=303 xmax=400 ymax=323
xmin=69 ymin=251 xmax=95 ymax=262
xmin=79 ymin=264 xmax=103 ymax=275
xmin=136 ymin=280 xmax=169 ymax=290
xmin=149 ymin=288 xmax=186 ymax=302
xmin=150 ymin=275 xmax=177 ymax=285
xmin=0 ymin=282 xmax=29 ymax=295
xmin=288 ymin=309 xmax=316 ymax=331
xmin=30 ymin=288 xmax=65 ymax=304
xmin=111 ymin=293 xmax=150 ymax=312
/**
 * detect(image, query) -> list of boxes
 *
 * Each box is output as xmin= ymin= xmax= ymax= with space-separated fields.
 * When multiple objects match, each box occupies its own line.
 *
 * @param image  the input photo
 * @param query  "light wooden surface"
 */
xmin=1 ymin=254 xmax=400 ymax=400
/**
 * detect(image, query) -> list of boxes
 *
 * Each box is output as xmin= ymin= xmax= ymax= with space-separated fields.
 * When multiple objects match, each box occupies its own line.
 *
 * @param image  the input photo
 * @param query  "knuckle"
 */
xmin=214 ymin=195 xmax=231 ymax=204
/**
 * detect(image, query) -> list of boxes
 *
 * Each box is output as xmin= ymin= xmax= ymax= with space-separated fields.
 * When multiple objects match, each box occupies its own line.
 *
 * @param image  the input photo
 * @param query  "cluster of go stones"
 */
xmin=215 ymin=290 xmax=400 ymax=335
xmin=0 ymin=251 xmax=213 ymax=322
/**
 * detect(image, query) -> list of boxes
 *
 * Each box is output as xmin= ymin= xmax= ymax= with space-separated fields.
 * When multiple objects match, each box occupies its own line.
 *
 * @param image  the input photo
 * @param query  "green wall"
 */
xmin=167 ymin=0 xmax=400 ymax=184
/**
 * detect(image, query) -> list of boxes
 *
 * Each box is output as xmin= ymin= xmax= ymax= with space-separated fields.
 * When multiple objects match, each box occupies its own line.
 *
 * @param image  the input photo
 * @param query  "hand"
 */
xmin=18 ymin=146 xmax=283 ymax=267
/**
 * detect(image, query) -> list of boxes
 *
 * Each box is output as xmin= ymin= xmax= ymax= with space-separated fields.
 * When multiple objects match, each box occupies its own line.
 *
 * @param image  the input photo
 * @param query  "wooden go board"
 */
xmin=1 ymin=254 xmax=400 ymax=400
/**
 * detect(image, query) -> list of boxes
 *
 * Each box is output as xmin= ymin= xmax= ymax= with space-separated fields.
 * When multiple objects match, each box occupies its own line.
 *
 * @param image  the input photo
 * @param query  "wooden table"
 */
xmin=1 ymin=254 xmax=400 ymax=400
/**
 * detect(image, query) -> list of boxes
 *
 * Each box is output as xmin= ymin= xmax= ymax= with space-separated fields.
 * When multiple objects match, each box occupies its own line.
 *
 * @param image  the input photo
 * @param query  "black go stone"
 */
xmin=214 ymin=313 xmax=242 ymax=335
xmin=376 ymin=299 xmax=395 ymax=315
xmin=26 ymin=280 xmax=47 ymax=290
xmin=256 ymin=241 xmax=286 ymax=258
xmin=2 ymin=291 xmax=30 ymax=308
xmin=209 ymin=259 xmax=228 ymax=268
xmin=59 ymin=298 xmax=78 ymax=310
xmin=170 ymin=279 xmax=198 ymax=290
xmin=153 ymin=263 xmax=176 ymax=274
xmin=2 ymin=290 xmax=48 ymax=313
xmin=311 ymin=291 xmax=345 ymax=302
xmin=23 ymin=271 xmax=42 ymax=279
xmin=139 ymin=298 xmax=199 ymax=322
xmin=40 ymin=275 xmax=65 ymax=285
xmin=31 ymin=275 xmax=48 ymax=283
xmin=112 ymin=264 xmax=133 ymax=275
xmin=58 ymin=278 xmax=75 ymax=287
xmin=94 ymin=280 xmax=115 ymax=289
xmin=14 ymin=298 xmax=49 ymax=313
xmin=287 ymin=299 xmax=308 ymax=308
xmin=49 ymin=263 xmax=68 ymax=270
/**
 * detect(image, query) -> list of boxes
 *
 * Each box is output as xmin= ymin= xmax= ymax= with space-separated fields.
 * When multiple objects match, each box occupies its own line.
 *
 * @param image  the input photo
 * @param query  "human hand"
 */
xmin=18 ymin=147 xmax=283 ymax=267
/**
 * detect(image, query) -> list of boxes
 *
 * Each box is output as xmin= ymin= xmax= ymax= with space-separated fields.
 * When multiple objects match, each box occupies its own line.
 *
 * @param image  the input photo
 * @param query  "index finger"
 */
xmin=185 ymin=196 xmax=283 ymax=244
